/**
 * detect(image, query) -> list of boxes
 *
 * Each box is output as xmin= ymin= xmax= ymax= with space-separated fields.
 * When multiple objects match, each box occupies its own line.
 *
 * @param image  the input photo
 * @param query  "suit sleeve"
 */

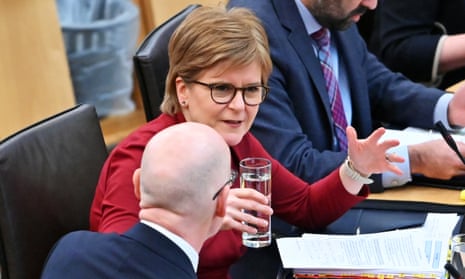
xmin=369 ymin=0 xmax=442 ymax=83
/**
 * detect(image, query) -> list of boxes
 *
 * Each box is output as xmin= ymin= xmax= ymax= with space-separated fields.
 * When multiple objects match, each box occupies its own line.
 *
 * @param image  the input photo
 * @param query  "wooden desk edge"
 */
xmin=368 ymin=185 xmax=465 ymax=206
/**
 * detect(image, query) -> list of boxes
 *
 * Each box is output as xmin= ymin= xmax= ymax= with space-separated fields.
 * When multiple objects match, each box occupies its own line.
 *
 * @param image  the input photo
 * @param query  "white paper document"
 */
xmin=277 ymin=213 xmax=460 ymax=278
xmin=381 ymin=127 xmax=465 ymax=146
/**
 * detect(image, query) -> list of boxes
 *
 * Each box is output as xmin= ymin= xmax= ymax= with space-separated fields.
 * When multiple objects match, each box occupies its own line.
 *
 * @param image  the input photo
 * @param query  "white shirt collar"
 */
xmin=294 ymin=0 xmax=323 ymax=35
xmin=140 ymin=220 xmax=199 ymax=272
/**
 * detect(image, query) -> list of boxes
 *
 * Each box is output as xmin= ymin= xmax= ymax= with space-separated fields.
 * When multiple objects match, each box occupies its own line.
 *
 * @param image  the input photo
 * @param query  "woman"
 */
xmin=90 ymin=6 xmax=403 ymax=279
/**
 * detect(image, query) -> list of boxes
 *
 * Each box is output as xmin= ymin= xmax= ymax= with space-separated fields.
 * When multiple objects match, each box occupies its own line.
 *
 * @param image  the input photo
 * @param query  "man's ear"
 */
xmin=133 ymin=168 xmax=141 ymax=201
xmin=215 ymin=186 xmax=230 ymax=217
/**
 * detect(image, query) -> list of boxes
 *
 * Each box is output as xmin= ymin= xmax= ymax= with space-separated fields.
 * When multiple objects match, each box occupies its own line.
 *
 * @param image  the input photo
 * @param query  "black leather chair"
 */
xmin=133 ymin=4 xmax=201 ymax=122
xmin=0 ymin=104 xmax=108 ymax=279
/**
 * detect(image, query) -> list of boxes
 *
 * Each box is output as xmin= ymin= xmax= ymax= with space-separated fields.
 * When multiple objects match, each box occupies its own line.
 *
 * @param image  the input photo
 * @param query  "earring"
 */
xmin=181 ymin=100 xmax=187 ymax=106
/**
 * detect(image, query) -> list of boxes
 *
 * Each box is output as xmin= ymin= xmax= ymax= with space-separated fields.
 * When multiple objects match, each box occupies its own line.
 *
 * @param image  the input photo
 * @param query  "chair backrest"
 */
xmin=133 ymin=4 xmax=201 ymax=122
xmin=0 ymin=104 xmax=108 ymax=279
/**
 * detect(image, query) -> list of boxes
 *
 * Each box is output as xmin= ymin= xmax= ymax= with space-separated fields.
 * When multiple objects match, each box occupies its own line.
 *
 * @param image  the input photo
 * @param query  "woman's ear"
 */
xmin=176 ymin=76 xmax=188 ymax=104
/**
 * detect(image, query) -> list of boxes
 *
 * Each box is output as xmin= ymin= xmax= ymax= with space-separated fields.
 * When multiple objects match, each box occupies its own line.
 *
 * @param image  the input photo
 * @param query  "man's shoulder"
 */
xmin=56 ymin=230 xmax=117 ymax=248
xmin=227 ymin=0 xmax=289 ymax=43
xmin=44 ymin=230 xmax=119 ymax=270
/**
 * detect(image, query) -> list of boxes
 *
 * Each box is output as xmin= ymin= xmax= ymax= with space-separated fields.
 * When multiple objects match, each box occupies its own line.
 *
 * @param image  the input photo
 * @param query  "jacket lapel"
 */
xmin=333 ymin=26 xmax=374 ymax=137
xmin=272 ymin=0 xmax=333 ymax=121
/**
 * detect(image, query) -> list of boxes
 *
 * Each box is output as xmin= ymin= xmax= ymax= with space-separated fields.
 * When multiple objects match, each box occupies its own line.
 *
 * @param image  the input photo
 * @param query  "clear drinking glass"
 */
xmin=239 ymin=157 xmax=272 ymax=248
xmin=451 ymin=234 xmax=465 ymax=277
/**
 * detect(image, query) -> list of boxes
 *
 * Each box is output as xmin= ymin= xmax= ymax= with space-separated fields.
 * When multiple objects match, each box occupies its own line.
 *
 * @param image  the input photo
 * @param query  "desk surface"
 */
xmin=369 ymin=185 xmax=465 ymax=206
xmin=447 ymin=79 xmax=465 ymax=93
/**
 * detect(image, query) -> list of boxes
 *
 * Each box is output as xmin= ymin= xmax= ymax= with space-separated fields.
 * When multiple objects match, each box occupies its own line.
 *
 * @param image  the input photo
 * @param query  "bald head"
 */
xmin=137 ymin=122 xmax=231 ymax=218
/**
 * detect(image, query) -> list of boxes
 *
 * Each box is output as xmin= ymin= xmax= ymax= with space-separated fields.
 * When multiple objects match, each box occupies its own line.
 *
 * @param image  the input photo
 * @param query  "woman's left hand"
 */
xmin=346 ymin=126 xmax=404 ymax=178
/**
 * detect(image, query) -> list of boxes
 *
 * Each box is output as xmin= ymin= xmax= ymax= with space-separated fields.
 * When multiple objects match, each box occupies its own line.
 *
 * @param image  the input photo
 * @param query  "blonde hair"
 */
xmin=160 ymin=6 xmax=272 ymax=115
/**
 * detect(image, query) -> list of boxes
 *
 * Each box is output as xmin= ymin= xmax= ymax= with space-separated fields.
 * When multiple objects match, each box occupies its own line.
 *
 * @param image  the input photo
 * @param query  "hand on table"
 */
xmin=409 ymin=138 xmax=465 ymax=179
xmin=448 ymin=83 xmax=465 ymax=127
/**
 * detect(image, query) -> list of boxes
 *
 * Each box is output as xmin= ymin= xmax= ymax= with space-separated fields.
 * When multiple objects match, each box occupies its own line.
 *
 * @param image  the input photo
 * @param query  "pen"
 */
xmin=445 ymin=263 xmax=463 ymax=279
xmin=435 ymin=121 xmax=465 ymax=165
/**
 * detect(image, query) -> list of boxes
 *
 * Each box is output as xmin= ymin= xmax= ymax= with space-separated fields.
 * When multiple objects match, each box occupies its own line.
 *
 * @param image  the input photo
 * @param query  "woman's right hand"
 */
xmin=221 ymin=188 xmax=273 ymax=234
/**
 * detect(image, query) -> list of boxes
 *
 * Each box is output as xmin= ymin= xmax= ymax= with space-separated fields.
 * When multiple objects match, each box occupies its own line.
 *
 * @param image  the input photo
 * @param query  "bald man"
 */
xmin=41 ymin=122 xmax=233 ymax=279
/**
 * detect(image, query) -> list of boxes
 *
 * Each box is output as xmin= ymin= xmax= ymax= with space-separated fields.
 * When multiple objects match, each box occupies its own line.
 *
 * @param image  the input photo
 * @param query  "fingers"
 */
xmin=380 ymin=150 xmax=405 ymax=176
xmin=347 ymin=126 xmax=405 ymax=176
xmin=367 ymin=127 xmax=403 ymax=150
xmin=385 ymin=160 xmax=404 ymax=176
xmin=358 ymin=126 xmax=387 ymax=145
xmin=234 ymin=187 xmax=270 ymax=205
xmin=379 ymin=138 xmax=401 ymax=150
xmin=346 ymin=126 xmax=357 ymax=146
xmin=347 ymin=126 xmax=400 ymax=151
xmin=229 ymin=210 xmax=269 ymax=234
xmin=378 ymin=151 xmax=405 ymax=176
xmin=223 ymin=188 xmax=273 ymax=234
xmin=385 ymin=152 xmax=405 ymax=164
xmin=366 ymin=126 xmax=386 ymax=142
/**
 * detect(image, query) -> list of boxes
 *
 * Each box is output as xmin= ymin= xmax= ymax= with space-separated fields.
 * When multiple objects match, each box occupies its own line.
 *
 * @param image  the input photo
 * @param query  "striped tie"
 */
xmin=312 ymin=28 xmax=348 ymax=151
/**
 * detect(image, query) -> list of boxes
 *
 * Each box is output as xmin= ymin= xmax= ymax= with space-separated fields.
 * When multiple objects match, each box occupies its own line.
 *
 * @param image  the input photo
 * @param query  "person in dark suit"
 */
xmin=40 ymin=122 xmax=232 ymax=279
xmin=227 ymin=0 xmax=465 ymax=194
xmin=369 ymin=0 xmax=465 ymax=90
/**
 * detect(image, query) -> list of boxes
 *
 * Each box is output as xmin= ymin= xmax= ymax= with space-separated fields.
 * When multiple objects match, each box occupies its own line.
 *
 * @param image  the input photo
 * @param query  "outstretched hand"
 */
xmin=346 ymin=126 xmax=404 ymax=178
xmin=220 ymin=126 xmax=406 ymax=232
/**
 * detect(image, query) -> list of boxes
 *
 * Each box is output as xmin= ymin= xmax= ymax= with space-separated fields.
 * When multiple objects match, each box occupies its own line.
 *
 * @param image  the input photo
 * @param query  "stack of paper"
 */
xmin=277 ymin=213 xmax=460 ymax=279
xmin=381 ymin=127 xmax=465 ymax=145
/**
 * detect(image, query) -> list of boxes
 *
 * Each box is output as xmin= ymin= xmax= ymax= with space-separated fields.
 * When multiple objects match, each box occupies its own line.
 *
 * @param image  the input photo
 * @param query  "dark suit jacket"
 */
xmin=41 ymin=223 xmax=197 ymax=279
xmin=369 ymin=0 xmax=465 ymax=90
xmin=227 ymin=0 xmax=445 ymax=193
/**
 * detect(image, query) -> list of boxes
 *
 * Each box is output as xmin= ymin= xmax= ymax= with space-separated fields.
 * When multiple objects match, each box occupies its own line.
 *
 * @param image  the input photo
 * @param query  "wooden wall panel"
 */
xmin=0 ymin=0 xmax=75 ymax=140
xmin=142 ymin=0 xmax=223 ymax=29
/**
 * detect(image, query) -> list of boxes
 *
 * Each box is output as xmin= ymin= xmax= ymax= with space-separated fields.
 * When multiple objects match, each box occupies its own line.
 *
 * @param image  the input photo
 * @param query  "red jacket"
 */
xmin=90 ymin=113 xmax=368 ymax=279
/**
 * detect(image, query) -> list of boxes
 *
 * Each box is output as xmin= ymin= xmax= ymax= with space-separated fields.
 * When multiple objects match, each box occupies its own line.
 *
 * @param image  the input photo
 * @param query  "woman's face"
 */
xmin=176 ymin=61 xmax=262 ymax=146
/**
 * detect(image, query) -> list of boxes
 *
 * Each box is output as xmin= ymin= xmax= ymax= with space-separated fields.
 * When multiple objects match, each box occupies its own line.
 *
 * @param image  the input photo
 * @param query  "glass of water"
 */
xmin=239 ymin=157 xmax=272 ymax=248
xmin=451 ymin=234 xmax=465 ymax=277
